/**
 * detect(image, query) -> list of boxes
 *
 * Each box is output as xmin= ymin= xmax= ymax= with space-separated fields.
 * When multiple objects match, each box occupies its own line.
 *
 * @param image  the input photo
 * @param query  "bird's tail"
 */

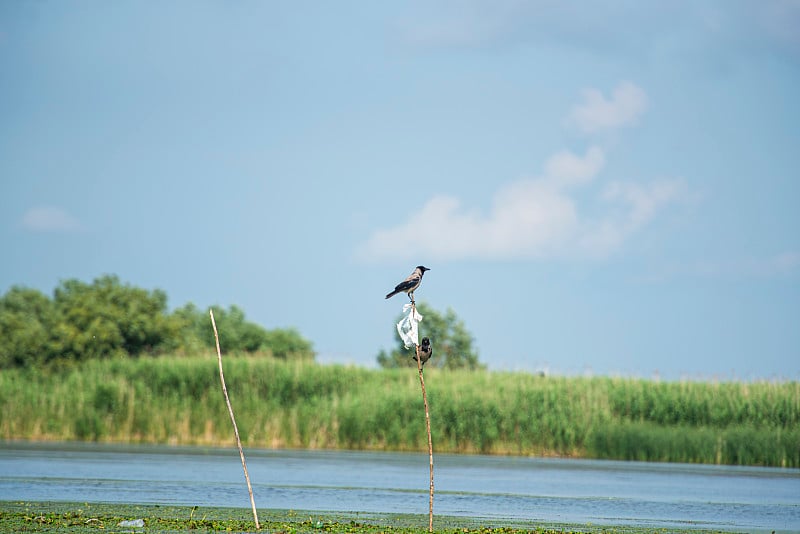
xmin=385 ymin=290 xmax=399 ymax=299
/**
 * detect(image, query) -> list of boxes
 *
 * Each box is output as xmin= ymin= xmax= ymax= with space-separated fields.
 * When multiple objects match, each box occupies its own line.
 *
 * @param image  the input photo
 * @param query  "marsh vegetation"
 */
xmin=1 ymin=356 xmax=796 ymax=466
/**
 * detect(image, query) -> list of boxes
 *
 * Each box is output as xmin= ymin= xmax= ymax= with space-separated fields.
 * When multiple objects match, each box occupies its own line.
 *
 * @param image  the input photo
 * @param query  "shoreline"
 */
xmin=3 ymin=438 xmax=800 ymax=472
xmin=0 ymin=501 xmax=746 ymax=534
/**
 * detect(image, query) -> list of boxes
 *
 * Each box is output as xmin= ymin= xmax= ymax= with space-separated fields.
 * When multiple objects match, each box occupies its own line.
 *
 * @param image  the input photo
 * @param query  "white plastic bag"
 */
xmin=396 ymin=303 xmax=424 ymax=349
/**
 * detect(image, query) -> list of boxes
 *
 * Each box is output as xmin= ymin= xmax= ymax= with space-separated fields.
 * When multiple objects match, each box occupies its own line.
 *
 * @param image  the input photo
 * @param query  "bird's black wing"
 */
xmin=393 ymin=276 xmax=420 ymax=292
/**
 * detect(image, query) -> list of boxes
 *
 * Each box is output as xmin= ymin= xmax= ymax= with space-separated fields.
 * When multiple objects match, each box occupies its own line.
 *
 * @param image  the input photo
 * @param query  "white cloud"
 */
xmin=768 ymin=251 xmax=800 ymax=274
xmin=579 ymin=179 xmax=688 ymax=256
xmin=739 ymin=251 xmax=800 ymax=277
xmin=642 ymin=251 xmax=800 ymax=282
xmin=566 ymin=81 xmax=648 ymax=135
xmin=400 ymin=3 xmax=800 ymax=62
xmin=398 ymin=1 xmax=681 ymax=53
xmin=357 ymin=82 xmax=687 ymax=263
xmin=20 ymin=206 xmax=83 ymax=233
xmin=544 ymin=146 xmax=605 ymax=188
xmin=359 ymin=146 xmax=607 ymax=262
xmin=602 ymin=179 xmax=688 ymax=227
xmin=357 ymin=151 xmax=686 ymax=262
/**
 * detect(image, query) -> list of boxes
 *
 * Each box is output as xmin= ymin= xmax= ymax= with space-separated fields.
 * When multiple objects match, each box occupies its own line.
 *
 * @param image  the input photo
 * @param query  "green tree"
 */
xmin=173 ymin=303 xmax=315 ymax=359
xmin=0 ymin=275 xmax=315 ymax=367
xmin=259 ymin=327 xmax=315 ymax=359
xmin=377 ymin=302 xmax=484 ymax=370
xmin=0 ymin=286 xmax=60 ymax=367
xmin=52 ymin=274 xmax=180 ymax=361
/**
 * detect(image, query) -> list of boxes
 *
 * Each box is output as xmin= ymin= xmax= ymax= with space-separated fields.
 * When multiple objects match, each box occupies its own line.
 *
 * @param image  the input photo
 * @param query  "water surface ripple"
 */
xmin=1 ymin=443 xmax=797 ymax=532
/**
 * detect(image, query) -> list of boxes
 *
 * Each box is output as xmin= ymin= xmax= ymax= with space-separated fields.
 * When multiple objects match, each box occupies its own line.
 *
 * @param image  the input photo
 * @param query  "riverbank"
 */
xmin=1 ymin=355 xmax=797 ymax=466
xmin=0 ymin=501 xmax=744 ymax=533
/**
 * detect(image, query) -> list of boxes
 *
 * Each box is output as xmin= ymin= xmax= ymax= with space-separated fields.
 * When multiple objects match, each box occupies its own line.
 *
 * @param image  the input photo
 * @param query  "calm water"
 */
xmin=1 ymin=442 xmax=798 ymax=532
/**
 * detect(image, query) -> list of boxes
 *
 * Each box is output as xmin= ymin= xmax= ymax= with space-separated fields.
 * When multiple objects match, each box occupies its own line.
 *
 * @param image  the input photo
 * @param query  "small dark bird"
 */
xmin=385 ymin=265 xmax=430 ymax=301
xmin=413 ymin=337 xmax=433 ymax=367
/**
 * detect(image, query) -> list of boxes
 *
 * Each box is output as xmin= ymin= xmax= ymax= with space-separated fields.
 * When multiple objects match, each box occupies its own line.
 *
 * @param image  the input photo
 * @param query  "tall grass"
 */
xmin=1 ymin=356 xmax=797 ymax=466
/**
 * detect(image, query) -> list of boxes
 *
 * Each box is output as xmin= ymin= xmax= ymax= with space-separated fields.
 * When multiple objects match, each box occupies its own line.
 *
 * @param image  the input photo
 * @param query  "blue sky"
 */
xmin=1 ymin=1 xmax=798 ymax=380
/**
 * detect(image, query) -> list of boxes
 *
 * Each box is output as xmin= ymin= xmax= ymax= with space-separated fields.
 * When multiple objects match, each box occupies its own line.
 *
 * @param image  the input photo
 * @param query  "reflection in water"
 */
xmin=1 ymin=443 xmax=798 ymax=532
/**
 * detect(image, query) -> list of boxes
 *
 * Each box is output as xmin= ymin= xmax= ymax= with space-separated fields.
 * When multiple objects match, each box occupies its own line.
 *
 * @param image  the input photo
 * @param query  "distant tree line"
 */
xmin=0 ymin=275 xmax=314 ymax=368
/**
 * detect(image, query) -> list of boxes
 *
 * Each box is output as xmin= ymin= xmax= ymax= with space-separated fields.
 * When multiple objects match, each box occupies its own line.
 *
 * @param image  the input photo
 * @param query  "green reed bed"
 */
xmin=0 ymin=356 xmax=797 ymax=466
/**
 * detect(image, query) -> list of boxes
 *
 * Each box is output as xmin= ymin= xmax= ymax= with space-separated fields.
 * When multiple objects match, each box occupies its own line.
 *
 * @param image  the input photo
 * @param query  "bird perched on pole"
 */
xmin=385 ymin=265 xmax=430 ymax=301
xmin=414 ymin=337 xmax=433 ymax=367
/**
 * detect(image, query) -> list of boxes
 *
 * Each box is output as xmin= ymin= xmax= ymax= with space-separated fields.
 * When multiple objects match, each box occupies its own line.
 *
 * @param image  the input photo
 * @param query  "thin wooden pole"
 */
xmin=411 ymin=299 xmax=434 ymax=532
xmin=210 ymin=309 xmax=260 ymax=530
